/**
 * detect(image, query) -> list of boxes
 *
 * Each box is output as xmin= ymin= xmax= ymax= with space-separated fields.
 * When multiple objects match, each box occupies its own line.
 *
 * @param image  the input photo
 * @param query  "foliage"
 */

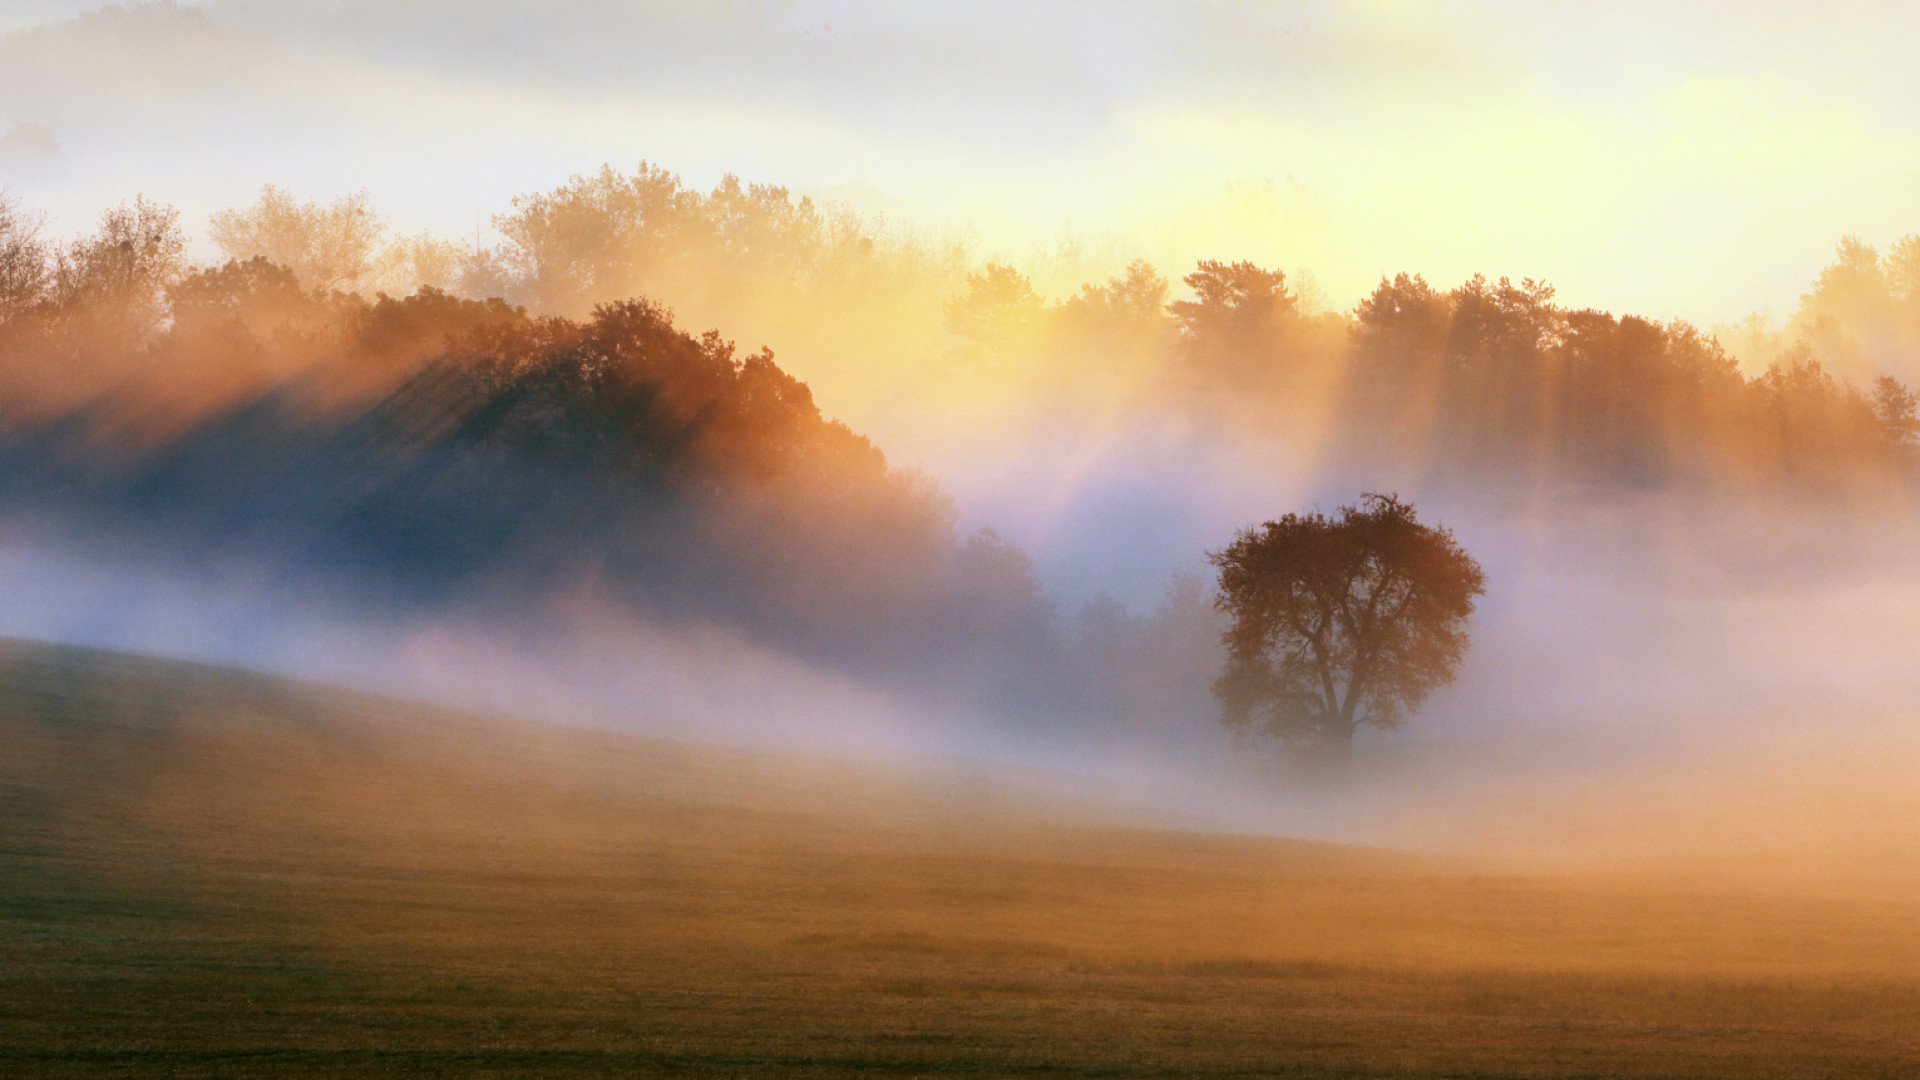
xmin=169 ymin=172 xmax=1920 ymax=507
xmin=1210 ymin=494 xmax=1485 ymax=763
xmin=210 ymin=185 xmax=387 ymax=293
xmin=49 ymin=197 xmax=187 ymax=345
xmin=2 ymin=176 xmax=1919 ymax=742
xmin=0 ymin=194 xmax=49 ymax=323
xmin=1871 ymin=374 xmax=1920 ymax=446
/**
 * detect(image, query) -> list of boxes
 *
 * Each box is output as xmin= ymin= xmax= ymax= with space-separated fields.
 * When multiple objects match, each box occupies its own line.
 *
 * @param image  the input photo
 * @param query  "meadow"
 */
xmin=3 ymin=640 xmax=1918 ymax=1078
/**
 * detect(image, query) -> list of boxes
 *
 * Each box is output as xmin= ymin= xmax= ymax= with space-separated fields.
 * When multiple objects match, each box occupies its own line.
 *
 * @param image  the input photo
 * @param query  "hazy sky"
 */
xmin=4 ymin=1 xmax=1919 ymax=323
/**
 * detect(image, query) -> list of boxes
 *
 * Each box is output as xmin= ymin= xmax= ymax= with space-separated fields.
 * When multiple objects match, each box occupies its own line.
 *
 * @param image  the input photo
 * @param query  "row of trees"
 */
xmin=1720 ymin=235 xmax=1920 ymax=388
xmin=944 ymin=258 xmax=1920 ymax=498
xmin=13 ymin=170 xmax=1912 ymax=508
xmin=0 ymin=210 xmax=1214 ymax=739
xmin=1340 ymin=273 xmax=1917 ymax=495
xmin=4 ymin=173 xmax=1919 ymax=755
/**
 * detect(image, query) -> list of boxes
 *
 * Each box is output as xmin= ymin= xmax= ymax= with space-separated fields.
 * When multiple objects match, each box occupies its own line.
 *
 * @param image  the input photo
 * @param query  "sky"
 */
xmin=3 ymin=1 xmax=1920 ymax=324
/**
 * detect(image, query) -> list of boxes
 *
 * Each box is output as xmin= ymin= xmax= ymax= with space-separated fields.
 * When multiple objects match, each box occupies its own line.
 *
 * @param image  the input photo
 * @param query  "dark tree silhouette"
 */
xmin=1872 ymin=375 xmax=1920 ymax=447
xmin=1168 ymin=259 xmax=1296 ymax=392
xmin=1209 ymin=494 xmax=1485 ymax=765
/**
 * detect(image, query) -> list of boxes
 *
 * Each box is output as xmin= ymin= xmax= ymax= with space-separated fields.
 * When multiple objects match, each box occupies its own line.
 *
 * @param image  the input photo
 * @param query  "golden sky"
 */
xmin=3 ymin=1 xmax=1918 ymax=324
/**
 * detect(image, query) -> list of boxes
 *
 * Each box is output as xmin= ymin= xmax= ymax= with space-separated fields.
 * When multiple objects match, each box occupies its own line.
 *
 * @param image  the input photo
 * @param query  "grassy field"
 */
xmin=3 ymin=640 xmax=1919 ymax=1078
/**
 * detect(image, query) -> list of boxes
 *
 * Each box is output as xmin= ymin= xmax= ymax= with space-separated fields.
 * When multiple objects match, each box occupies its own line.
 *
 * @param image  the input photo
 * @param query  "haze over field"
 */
xmin=3 ymin=4 xmax=1920 ymax=861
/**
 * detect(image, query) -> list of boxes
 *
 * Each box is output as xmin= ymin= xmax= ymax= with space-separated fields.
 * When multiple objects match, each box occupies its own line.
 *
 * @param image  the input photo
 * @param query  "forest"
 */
xmin=0 ymin=168 xmax=1916 ymax=745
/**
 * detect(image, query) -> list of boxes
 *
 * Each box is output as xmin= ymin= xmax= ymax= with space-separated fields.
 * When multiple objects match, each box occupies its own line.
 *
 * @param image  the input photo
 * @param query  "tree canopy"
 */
xmin=1210 ymin=494 xmax=1485 ymax=765
xmin=3 ymin=173 xmax=1920 ymax=755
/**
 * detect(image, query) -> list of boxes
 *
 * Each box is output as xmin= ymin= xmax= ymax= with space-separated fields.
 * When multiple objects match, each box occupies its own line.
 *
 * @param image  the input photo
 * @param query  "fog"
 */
xmin=4 ymin=483 xmax=1918 ymax=881
xmin=3 ymin=143 xmax=1920 ymax=885
xmin=19 ymin=13 xmax=1920 ymax=1078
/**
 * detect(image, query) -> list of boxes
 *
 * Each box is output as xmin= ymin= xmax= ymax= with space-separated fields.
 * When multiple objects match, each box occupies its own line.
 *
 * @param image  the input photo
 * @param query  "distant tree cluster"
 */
xmin=903 ymin=237 xmax=1920 ymax=504
xmin=1735 ymin=235 xmax=1920 ymax=388
xmin=208 ymin=185 xmax=466 ymax=297
xmin=1338 ymin=273 xmax=1915 ymax=495
xmin=4 ymin=170 xmax=1920 ymax=752
xmin=20 ymin=170 xmax=1916 ymax=507
xmin=950 ymin=259 xmax=1918 ymax=500
xmin=0 ymin=211 xmax=1147 ymax=730
xmin=446 ymin=166 xmax=974 ymax=431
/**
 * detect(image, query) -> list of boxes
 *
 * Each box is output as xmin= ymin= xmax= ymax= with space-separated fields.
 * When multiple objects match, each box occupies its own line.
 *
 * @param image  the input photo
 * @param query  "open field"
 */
xmin=4 ymin=640 xmax=1920 ymax=1078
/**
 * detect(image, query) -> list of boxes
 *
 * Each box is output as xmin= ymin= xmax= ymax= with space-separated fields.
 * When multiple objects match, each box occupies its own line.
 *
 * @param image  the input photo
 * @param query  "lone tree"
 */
xmin=1209 ymin=493 xmax=1485 ymax=765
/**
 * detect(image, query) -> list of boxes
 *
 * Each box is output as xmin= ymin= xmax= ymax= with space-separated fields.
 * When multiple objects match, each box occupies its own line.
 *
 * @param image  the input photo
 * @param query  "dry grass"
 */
xmin=3 ymin=640 xmax=1919 ymax=1077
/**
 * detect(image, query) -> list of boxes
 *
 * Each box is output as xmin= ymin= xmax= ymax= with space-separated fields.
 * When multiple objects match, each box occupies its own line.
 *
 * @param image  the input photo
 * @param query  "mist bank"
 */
xmin=4 ymin=501 xmax=1919 ymax=872
xmin=0 ymin=174 xmax=1918 ymax=870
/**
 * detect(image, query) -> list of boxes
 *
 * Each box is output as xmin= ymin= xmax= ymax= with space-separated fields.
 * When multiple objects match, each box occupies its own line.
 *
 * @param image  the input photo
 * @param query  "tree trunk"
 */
xmin=1292 ymin=722 xmax=1354 ymax=776
xmin=1322 ymin=723 xmax=1354 ymax=767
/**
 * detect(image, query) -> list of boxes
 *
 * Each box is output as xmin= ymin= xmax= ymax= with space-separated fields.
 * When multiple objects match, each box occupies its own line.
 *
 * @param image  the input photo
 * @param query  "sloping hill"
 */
xmin=4 ymin=640 xmax=1920 ymax=1078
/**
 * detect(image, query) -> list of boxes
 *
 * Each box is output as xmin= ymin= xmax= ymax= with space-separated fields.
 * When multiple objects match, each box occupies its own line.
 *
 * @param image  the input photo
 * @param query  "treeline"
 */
xmin=953 ymin=260 xmax=1920 ymax=500
xmin=122 ymin=164 xmax=1919 ymax=503
xmin=0 ymin=197 xmax=1216 ymax=739
xmin=2 ymin=168 xmax=1918 ymax=740
xmin=1724 ymin=235 xmax=1920 ymax=389
xmin=9 ymin=170 xmax=1912 ymax=507
xmin=1340 ymin=273 xmax=1917 ymax=495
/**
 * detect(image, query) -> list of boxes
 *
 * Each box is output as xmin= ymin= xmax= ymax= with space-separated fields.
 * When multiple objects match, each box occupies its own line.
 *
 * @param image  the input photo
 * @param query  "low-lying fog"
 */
xmin=4 ymin=163 xmax=1917 ymax=887
xmin=7 ymin=456 xmax=1917 ymax=881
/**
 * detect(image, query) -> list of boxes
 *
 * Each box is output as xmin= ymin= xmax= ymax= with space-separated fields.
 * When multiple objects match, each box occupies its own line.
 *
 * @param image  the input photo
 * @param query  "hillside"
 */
xmin=3 ymin=641 xmax=1920 ymax=1077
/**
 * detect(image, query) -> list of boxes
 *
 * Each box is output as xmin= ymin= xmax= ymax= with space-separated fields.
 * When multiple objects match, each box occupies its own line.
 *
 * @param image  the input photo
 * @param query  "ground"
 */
xmin=2 ymin=640 xmax=1918 ymax=1078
